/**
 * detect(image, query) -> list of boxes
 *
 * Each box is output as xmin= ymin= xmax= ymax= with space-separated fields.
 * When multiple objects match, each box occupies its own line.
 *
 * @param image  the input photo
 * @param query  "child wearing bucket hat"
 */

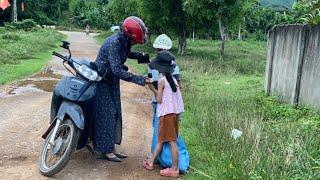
xmin=145 ymin=34 xmax=189 ymax=176
xmin=148 ymin=34 xmax=180 ymax=89
xmin=143 ymin=47 xmax=185 ymax=178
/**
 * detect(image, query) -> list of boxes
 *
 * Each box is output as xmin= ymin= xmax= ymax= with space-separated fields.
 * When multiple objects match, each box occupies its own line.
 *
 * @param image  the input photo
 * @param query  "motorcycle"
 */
xmin=39 ymin=41 xmax=102 ymax=177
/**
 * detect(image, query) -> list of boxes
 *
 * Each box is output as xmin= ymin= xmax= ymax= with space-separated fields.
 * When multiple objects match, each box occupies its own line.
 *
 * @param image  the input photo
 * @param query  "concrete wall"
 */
xmin=265 ymin=24 xmax=320 ymax=110
xmin=299 ymin=25 xmax=320 ymax=110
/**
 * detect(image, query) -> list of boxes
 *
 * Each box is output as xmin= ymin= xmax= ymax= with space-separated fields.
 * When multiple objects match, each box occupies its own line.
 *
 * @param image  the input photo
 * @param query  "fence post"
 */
xmin=13 ymin=0 xmax=17 ymax=23
xmin=293 ymin=26 xmax=309 ymax=106
xmin=265 ymin=27 xmax=276 ymax=96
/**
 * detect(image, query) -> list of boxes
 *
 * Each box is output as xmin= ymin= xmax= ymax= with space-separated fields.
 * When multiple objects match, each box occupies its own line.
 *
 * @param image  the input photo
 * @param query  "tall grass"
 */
xmin=181 ymin=72 xmax=320 ymax=179
xmin=176 ymin=40 xmax=320 ymax=179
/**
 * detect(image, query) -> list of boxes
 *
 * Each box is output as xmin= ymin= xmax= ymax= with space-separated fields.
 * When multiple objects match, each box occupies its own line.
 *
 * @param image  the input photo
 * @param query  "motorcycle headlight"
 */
xmin=73 ymin=62 xmax=102 ymax=81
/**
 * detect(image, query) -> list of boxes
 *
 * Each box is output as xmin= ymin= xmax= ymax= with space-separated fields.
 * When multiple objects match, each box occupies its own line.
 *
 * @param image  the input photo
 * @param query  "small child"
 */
xmin=85 ymin=24 xmax=90 ymax=36
xmin=143 ymin=52 xmax=184 ymax=178
xmin=148 ymin=34 xmax=180 ymax=116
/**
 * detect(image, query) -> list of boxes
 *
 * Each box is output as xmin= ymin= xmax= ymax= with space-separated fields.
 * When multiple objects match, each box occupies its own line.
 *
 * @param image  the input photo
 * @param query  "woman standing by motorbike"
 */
xmin=92 ymin=16 xmax=151 ymax=162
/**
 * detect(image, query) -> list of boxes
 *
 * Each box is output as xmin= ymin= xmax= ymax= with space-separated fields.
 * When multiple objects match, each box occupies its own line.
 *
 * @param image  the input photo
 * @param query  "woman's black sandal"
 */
xmin=86 ymin=144 xmax=122 ymax=162
xmin=114 ymin=153 xmax=128 ymax=159
xmin=105 ymin=155 xmax=122 ymax=162
xmin=95 ymin=153 xmax=122 ymax=162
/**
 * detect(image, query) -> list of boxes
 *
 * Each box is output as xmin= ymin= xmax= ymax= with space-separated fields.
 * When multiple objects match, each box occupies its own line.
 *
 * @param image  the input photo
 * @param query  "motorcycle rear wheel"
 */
xmin=39 ymin=119 xmax=79 ymax=177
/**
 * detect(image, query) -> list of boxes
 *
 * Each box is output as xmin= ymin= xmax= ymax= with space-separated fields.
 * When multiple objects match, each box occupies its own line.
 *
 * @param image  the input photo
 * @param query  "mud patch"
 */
xmin=0 ymin=66 xmax=60 ymax=97
xmin=0 ymin=155 xmax=28 ymax=167
xmin=0 ymin=85 xmax=43 ymax=97
xmin=0 ymin=80 xmax=57 ymax=97
xmin=17 ymin=66 xmax=60 ymax=92
xmin=18 ymin=79 xmax=58 ymax=92
xmin=34 ymin=66 xmax=62 ymax=79
xmin=9 ymin=156 xmax=28 ymax=162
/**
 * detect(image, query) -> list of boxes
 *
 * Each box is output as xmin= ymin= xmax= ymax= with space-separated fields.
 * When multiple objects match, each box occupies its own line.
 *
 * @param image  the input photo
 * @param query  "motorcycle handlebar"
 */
xmin=52 ymin=51 xmax=71 ymax=62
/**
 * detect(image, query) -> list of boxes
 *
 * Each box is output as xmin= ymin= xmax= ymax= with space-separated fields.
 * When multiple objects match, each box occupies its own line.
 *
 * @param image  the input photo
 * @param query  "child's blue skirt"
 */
xmin=151 ymin=110 xmax=190 ymax=172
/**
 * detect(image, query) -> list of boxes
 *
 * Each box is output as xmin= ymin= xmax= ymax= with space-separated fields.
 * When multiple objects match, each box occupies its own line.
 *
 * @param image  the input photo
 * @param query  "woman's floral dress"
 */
xmin=93 ymin=32 xmax=145 ymax=153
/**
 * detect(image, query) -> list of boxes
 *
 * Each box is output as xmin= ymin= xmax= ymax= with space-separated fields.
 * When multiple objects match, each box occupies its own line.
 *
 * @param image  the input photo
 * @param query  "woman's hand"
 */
xmin=147 ymin=83 xmax=155 ymax=90
xmin=146 ymin=78 xmax=153 ymax=84
xmin=146 ymin=79 xmax=157 ymax=95
xmin=137 ymin=53 xmax=150 ymax=64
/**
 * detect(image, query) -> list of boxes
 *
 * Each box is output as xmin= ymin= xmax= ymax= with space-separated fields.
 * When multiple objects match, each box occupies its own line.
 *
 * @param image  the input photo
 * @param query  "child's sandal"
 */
xmin=160 ymin=168 xmax=179 ymax=178
xmin=142 ymin=160 xmax=154 ymax=170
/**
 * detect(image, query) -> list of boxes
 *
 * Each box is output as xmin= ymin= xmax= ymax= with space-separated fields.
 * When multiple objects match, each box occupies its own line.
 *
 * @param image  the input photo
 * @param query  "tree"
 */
xmin=283 ymin=0 xmax=320 ymax=25
xmin=71 ymin=0 xmax=111 ymax=29
xmin=45 ymin=0 xmax=69 ymax=20
xmin=12 ymin=0 xmax=70 ymax=25
xmin=138 ymin=0 xmax=187 ymax=55
xmin=184 ymin=0 xmax=255 ymax=60
xmin=106 ymin=0 xmax=126 ymax=24
xmin=231 ymin=0 xmax=257 ymax=41
xmin=106 ymin=0 xmax=139 ymax=25
xmin=245 ymin=4 xmax=280 ymax=41
xmin=136 ymin=1 xmax=164 ymax=34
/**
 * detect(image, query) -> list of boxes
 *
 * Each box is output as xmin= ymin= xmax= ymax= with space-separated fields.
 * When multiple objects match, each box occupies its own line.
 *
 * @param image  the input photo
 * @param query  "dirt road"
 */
xmin=0 ymin=31 xmax=170 ymax=179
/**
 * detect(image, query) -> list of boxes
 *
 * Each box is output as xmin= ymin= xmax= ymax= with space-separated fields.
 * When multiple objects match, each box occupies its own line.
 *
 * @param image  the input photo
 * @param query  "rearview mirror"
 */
xmin=61 ymin=41 xmax=70 ymax=49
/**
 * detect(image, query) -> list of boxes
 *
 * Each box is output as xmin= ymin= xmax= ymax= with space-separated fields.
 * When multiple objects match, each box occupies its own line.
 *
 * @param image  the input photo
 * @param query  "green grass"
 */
xmin=179 ymin=40 xmax=320 ymax=179
xmin=181 ymin=73 xmax=320 ymax=179
xmin=0 ymin=48 xmax=58 ymax=84
xmin=95 ymin=33 xmax=320 ymax=179
xmin=0 ymin=28 xmax=64 ymax=84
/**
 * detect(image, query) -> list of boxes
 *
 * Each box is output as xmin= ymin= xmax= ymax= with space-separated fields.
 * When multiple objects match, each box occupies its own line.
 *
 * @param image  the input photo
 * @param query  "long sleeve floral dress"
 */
xmin=93 ymin=31 xmax=146 ymax=153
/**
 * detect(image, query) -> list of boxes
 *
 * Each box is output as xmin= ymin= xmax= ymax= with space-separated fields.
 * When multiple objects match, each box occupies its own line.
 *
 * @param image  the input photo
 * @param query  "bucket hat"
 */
xmin=149 ymin=51 xmax=175 ymax=74
xmin=153 ymin=34 xmax=172 ymax=50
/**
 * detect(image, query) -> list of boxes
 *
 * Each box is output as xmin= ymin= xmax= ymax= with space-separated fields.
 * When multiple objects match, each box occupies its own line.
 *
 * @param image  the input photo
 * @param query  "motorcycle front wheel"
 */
xmin=39 ymin=119 xmax=79 ymax=177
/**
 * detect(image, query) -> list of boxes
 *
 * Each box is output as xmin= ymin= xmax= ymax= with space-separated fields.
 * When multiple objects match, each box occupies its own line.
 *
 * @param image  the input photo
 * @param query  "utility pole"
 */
xmin=13 ymin=0 xmax=17 ymax=22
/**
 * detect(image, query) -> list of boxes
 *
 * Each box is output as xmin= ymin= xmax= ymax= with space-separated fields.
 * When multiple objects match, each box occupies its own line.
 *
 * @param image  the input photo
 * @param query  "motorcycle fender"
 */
xmin=42 ymin=101 xmax=85 ymax=139
xmin=56 ymin=101 xmax=85 ymax=130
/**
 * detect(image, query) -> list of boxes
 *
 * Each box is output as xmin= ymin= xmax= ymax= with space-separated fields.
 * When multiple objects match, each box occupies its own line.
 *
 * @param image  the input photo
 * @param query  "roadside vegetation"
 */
xmin=95 ymin=32 xmax=320 ymax=179
xmin=0 ymin=20 xmax=64 ymax=84
xmin=3 ymin=0 xmax=319 ymax=56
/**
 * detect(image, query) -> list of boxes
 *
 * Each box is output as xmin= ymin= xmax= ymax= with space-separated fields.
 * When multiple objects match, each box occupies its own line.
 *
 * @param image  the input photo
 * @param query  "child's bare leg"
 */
xmin=149 ymin=142 xmax=163 ymax=164
xmin=169 ymin=141 xmax=178 ymax=170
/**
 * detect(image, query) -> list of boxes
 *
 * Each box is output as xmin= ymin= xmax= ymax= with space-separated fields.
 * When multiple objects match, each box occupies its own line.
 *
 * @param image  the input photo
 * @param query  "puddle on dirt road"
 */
xmin=0 ymin=67 xmax=60 ymax=97
xmin=18 ymin=79 xmax=58 ymax=92
xmin=7 ymin=85 xmax=43 ymax=95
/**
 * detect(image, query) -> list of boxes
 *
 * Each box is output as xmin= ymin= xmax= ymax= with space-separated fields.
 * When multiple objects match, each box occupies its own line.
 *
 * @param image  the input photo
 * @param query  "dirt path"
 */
xmin=0 ymin=31 xmax=171 ymax=179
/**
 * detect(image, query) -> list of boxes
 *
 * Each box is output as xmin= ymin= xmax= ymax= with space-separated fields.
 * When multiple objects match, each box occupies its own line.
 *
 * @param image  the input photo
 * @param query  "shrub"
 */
xmin=4 ymin=19 xmax=37 ymax=31
xmin=0 ymin=27 xmax=5 ymax=33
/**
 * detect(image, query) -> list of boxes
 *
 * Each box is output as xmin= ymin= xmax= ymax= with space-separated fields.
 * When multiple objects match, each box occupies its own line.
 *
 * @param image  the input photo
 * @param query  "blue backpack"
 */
xmin=151 ymin=114 xmax=190 ymax=173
